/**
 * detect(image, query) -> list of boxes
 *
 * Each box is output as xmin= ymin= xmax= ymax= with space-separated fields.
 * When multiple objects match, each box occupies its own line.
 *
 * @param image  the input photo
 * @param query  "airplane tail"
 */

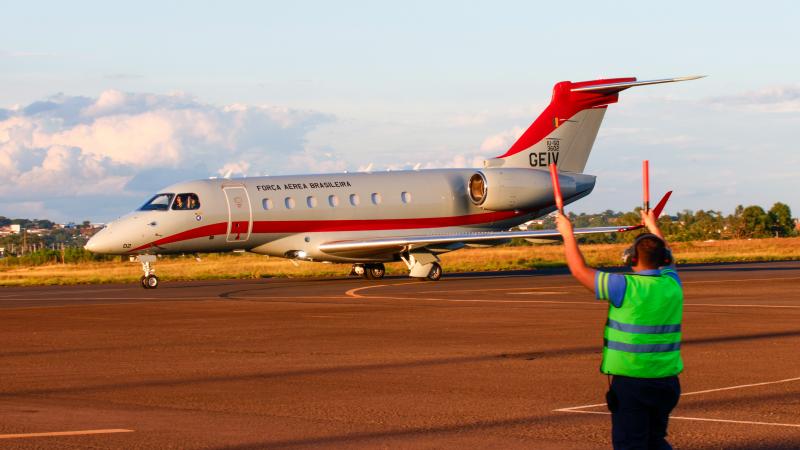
xmin=484 ymin=76 xmax=703 ymax=173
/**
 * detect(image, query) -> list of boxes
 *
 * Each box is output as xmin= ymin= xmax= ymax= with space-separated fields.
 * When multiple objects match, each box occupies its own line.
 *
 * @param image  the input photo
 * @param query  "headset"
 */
xmin=622 ymin=233 xmax=674 ymax=266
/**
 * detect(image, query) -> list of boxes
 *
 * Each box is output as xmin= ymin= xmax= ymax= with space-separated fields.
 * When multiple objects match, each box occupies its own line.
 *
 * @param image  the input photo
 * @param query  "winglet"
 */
xmin=652 ymin=191 xmax=672 ymax=219
xmin=617 ymin=191 xmax=672 ymax=233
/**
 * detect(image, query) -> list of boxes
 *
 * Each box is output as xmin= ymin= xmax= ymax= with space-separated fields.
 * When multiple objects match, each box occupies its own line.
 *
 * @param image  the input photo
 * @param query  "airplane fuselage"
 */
xmin=87 ymin=168 xmax=595 ymax=262
xmin=84 ymin=75 xmax=699 ymax=286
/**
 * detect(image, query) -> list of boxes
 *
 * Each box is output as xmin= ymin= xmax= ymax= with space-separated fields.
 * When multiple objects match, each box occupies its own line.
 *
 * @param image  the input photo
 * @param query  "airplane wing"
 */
xmin=318 ymin=224 xmax=643 ymax=258
xmin=319 ymin=191 xmax=672 ymax=259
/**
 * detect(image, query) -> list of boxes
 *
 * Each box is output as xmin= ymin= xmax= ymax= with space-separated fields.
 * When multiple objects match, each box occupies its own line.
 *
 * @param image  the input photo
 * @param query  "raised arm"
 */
xmin=555 ymin=212 xmax=597 ymax=292
xmin=642 ymin=209 xmax=666 ymax=243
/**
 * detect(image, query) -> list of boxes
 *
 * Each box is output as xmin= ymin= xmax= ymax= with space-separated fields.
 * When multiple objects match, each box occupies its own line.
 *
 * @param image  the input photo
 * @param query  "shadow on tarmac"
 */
xmin=210 ymin=412 xmax=585 ymax=449
xmin=3 ymin=329 xmax=800 ymax=398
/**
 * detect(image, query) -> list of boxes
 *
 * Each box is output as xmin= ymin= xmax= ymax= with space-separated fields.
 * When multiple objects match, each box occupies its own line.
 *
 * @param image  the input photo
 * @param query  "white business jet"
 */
xmin=86 ymin=76 xmax=701 ymax=288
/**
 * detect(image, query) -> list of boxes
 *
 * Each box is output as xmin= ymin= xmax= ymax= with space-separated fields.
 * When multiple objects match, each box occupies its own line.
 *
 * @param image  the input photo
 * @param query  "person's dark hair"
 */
xmin=635 ymin=236 xmax=667 ymax=267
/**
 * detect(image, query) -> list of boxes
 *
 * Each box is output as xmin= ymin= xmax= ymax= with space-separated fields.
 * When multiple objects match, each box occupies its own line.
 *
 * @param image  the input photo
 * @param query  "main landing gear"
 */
xmin=351 ymin=263 xmax=386 ymax=279
xmin=425 ymin=262 xmax=442 ymax=281
xmin=137 ymin=254 xmax=159 ymax=289
xmin=401 ymin=251 xmax=443 ymax=281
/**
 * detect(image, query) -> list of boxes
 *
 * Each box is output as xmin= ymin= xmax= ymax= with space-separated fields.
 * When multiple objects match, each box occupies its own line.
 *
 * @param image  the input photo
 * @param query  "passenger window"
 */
xmin=262 ymin=198 xmax=273 ymax=210
xmin=328 ymin=195 xmax=339 ymax=207
xmin=171 ymin=193 xmax=200 ymax=210
xmin=371 ymin=193 xmax=382 ymax=205
xmin=349 ymin=194 xmax=360 ymax=206
xmin=285 ymin=197 xmax=295 ymax=209
xmin=307 ymin=196 xmax=317 ymax=208
xmin=401 ymin=191 xmax=411 ymax=204
xmin=140 ymin=193 xmax=174 ymax=211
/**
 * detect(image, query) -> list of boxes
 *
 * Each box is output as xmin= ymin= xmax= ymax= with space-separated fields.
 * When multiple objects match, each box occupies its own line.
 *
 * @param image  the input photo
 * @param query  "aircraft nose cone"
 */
xmin=85 ymin=228 xmax=111 ymax=254
xmin=84 ymin=236 xmax=100 ymax=253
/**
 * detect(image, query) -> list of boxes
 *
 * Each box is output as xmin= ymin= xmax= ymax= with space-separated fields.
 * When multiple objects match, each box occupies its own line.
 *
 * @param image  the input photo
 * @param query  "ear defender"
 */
xmin=662 ymin=248 xmax=674 ymax=266
xmin=621 ymin=245 xmax=638 ymax=265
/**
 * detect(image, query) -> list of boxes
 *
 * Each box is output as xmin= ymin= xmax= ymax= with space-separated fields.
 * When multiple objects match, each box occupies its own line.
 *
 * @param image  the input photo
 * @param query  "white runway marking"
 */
xmin=0 ymin=428 xmax=134 ymax=439
xmin=555 ymin=409 xmax=800 ymax=428
xmin=555 ymin=376 xmax=800 ymax=428
xmin=679 ymin=376 xmax=800 ymax=397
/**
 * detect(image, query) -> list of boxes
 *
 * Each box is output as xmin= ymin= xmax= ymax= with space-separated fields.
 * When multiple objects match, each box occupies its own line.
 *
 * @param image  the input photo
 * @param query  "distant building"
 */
xmin=0 ymin=225 xmax=20 ymax=236
xmin=795 ymin=218 xmax=800 ymax=232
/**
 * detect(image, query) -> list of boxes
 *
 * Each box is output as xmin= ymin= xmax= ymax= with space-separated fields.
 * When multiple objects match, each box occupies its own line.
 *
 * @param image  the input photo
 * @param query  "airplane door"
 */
xmin=223 ymin=187 xmax=252 ymax=243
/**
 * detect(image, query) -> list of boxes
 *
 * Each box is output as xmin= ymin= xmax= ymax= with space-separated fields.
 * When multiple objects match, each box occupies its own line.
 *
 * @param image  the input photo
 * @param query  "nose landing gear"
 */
xmin=137 ymin=255 xmax=159 ymax=289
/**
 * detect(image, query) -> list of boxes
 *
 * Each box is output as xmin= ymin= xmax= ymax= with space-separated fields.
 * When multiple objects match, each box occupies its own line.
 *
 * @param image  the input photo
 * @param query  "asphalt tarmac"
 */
xmin=2 ymin=261 xmax=800 ymax=449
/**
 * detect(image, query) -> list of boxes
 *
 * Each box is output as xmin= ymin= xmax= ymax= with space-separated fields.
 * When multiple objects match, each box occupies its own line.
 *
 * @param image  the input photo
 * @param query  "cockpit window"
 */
xmin=139 ymin=193 xmax=175 ymax=211
xmin=172 ymin=193 xmax=200 ymax=210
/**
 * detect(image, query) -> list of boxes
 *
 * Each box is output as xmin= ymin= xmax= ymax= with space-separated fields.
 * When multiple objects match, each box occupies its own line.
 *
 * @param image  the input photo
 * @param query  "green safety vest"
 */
xmin=600 ymin=269 xmax=684 ymax=378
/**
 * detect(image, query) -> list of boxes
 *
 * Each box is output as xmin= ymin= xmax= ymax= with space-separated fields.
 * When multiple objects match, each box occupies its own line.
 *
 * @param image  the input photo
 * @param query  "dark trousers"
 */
xmin=608 ymin=375 xmax=680 ymax=450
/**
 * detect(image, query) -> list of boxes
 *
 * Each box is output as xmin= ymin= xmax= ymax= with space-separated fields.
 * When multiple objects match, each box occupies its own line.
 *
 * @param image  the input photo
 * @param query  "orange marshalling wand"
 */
xmin=548 ymin=163 xmax=564 ymax=213
xmin=643 ymin=160 xmax=650 ymax=212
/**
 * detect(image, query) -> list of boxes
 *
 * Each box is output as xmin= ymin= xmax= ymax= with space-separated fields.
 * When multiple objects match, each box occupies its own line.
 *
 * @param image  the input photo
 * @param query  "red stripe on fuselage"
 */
xmin=131 ymin=222 xmax=227 ymax=252
xmin=130 ymin=210 xmax=523 ymax=252
xmin=251 ymin=210 xmax=521 ymax=233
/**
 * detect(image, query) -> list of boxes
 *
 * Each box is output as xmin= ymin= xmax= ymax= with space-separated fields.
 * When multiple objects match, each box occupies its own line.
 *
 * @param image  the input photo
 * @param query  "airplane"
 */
xmin=85 ymin=75 xmax=703 ymax=288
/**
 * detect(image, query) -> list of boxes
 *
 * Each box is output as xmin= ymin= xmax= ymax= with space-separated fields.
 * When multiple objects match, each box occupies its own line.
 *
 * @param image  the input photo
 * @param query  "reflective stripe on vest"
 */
xmin=604 ymin=339 xmax=681 ymax=353
xmin=606 ymin=318 xmax=681 ymax=334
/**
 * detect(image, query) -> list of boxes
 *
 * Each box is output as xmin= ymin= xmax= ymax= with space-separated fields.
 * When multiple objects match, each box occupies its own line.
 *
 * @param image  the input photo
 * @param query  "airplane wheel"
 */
xmin=367 ymin=263 xmax=385 ymax=280
xmin=426 ymin=262 xmax=442 ymax=281
xmin=140 ymin=276 xmax=148 ymax=289
xmin=144 ymin=275 xmax=159 ymax=289
xmin=351 ymin=264 xmax=366 ymax=278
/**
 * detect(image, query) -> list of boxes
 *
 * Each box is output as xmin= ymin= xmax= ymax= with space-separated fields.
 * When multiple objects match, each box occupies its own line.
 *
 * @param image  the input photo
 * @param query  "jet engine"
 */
xmin=468 ymin=168 xmax=595 ymax=211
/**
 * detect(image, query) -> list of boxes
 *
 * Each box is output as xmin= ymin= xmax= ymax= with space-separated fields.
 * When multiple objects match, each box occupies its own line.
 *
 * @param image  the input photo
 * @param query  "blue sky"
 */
xmin=2 ymin=1 xmax=799 ymax=221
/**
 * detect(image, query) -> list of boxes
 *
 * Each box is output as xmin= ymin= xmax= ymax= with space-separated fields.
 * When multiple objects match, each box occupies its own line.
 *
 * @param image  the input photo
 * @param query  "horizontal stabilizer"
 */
xmin=570 ymin=75 xmax=705 ymax=95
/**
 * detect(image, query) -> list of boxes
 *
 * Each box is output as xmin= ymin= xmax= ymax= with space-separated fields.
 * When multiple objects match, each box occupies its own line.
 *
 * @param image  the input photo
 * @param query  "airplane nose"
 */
xmin=85 ymin=228 xmax=110 ymax=254
xmin=84 ymin=236 xmax=100 ymax=253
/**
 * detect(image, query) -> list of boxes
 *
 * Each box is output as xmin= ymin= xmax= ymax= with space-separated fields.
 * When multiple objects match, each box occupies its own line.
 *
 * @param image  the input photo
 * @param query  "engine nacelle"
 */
xmin=468 ymin=168 xmax=594 ymax=211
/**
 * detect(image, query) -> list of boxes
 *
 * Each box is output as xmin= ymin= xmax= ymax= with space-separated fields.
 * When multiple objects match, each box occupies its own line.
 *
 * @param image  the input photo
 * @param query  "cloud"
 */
xmin=0 ymin=90 xmax=337 ymax=221
xmin=706 ymin=85 xmax=800 ymax=113
xmin=479 ymin=126 xmax=524 ymax=153
xmin=0 ymin=50 xmax=57 ymax=58
xmin=104 ymin=73 xmax=144 ymax=80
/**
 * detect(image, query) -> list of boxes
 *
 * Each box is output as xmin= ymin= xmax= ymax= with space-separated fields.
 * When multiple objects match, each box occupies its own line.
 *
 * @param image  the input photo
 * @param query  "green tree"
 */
xmin=768 ymin=202 xmax=794 ymax=237
xmin=741 ymin=206 xmax=770 ymax=238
